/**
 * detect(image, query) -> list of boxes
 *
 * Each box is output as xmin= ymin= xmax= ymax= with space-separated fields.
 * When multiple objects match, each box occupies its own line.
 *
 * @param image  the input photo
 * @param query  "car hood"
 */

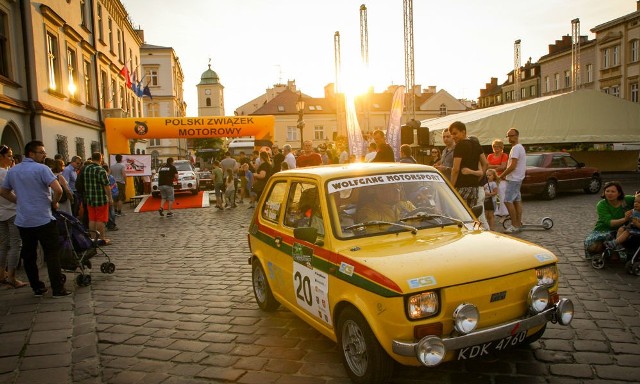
xmin=336 ymin=230 xmax=556 ymax=293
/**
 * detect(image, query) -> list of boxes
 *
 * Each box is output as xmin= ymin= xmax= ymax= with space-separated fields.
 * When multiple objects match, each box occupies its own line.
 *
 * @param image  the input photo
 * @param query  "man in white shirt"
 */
xmin=282 ymin=144 xmax=296 ymax=169
xmin=501 ymin=128 xmax=527 ymax=232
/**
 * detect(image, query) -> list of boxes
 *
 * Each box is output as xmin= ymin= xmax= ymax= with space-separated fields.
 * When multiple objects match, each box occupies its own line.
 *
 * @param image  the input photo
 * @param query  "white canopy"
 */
xmin=424 ymin=90 xmax=640 ymax=146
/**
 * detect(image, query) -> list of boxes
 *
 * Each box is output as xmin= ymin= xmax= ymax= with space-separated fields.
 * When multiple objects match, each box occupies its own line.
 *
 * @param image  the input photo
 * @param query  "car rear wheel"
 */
xmin=541 ymin=180 xmax=557 ymax=200
xmin=251 ymin=258 xmax=279 ymax=311
xmin=584 ymin=176 xmax=602 ymax=194
xmin=337 ymin=306 xmax=394 ymax=384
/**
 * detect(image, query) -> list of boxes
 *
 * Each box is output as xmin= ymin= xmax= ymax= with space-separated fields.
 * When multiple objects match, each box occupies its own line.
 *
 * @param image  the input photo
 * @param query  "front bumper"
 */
xmin=392 ymin=298 xmax=572 ymax=363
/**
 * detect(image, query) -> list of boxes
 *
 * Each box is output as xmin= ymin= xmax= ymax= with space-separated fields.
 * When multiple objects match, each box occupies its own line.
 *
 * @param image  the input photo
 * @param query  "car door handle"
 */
xmin=274 ymin=236 xmax=282 ymax=248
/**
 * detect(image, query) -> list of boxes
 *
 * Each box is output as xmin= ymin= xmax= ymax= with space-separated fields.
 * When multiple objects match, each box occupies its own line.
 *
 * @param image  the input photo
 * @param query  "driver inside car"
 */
xmin=356 ymin=183 xmax=416 ymax=224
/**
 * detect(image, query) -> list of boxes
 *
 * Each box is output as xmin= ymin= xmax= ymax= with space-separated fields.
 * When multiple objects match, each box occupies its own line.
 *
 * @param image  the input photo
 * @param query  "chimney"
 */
xmin=135 ymin=30 xmax=145 ymax=43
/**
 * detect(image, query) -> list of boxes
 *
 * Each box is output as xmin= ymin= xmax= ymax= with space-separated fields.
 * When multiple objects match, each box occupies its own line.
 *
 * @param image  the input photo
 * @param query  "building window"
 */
xmin=150 ymin=139 xmax=161 ymax=146
xmin=554 ymin=73 xmax=560 ymax=90
xmin=287 ymin=126 xmax=298 ymax=142
xmin=586 ymin=64 xmax=593 ymax=83
xmin=146 ymin=69 xmax=158 ymax=86
xmin=314 ymin=125 xmax=324 ymax=140
xmin=110 ymin=77 xmax=116 ymax=108
xmin=632 ymin=40 xmax=639 ymax=63
xmin=97 ymin=4 xmax=103 ymax=41
xmin=80 ymin=0 xmax=87 ymax=28
xmin=603 ymin=48 xmax=610 ymax=68
xmin=66 ymin=47 xmax=78 ymax=98
xmin=46 ymin=32 xmax=60 ymax=91
xmin=83 ymin=58 xmax=94 ymax=106
xmin=496 ymin=94 xmax=501 ymax=103
xmin=530 ymin=68 xmax=535 ymax=77
xmin=75 ymin=137 xmax=85 ymax=160
xmin=508 ymin=74 xmax=513 ymax=83
xmin=56 ymin=135 xmax=68 ymax=161
xmin=0 ymin=11 xmax=8 ymax=78
xmin=117 ymin=30 xmax=122 ymax=61
xmin=206 ymin=98 xmax=211 ymax=107
xmin=108 ymin=17 xmax=113 ymax=53
xmin=612 ymin=46 xmax=619 ymax=66
xmin=521 ymin=88 xmax=526 ymax=99
xmin=611 ymin=85 xmax=620 ymax=98
xmin=631 ymin=83 xmax=638 ymax=103
xmin=545 ymin=76 xmax=550 ymax=92
xmin=100 ymin=70 xmax=108 ymax=108
xmin=439 ymin=103 xmax=447 ymax=116
xmin=530 ymin=84 xmax=536 ymax=97
xmin=564 ymin=70 xmax=570 ymax=88
xmin=520 ymin=71 xmax=525 ymax=80
xmin=147 ymin=103 xmax=159 ymax=117
xmin=119 ymin=84 xmax=125 ymax=109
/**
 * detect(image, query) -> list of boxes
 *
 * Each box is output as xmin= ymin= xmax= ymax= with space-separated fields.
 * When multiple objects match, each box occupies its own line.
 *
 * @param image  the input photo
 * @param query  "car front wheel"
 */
xmin=251 ymin=258 xmax=279 ymax=311
xmin=584 ymin=176 xmax=602 ymax=194
xmin=541 ymin=180 xmax=557 ymax=200
xmin=337 ymin=306 xmax=394 ymax=384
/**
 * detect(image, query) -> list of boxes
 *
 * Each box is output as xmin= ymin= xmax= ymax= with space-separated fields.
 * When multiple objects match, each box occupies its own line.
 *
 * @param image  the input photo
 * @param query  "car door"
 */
xmin=549 ymin=155 xmax=573 ymax=191
xmin=562 ymin=155 xmax=586 ymax=190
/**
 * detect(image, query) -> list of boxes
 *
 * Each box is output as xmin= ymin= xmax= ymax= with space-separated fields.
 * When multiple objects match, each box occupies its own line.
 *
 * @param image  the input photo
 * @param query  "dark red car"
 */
xmin=521 ymin=152 xmax=602 ymax=200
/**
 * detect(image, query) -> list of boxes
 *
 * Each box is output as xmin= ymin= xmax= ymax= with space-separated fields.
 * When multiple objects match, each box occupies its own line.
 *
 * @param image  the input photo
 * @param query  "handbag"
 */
xmin=483 ymin=182 xmax=495 ymax=211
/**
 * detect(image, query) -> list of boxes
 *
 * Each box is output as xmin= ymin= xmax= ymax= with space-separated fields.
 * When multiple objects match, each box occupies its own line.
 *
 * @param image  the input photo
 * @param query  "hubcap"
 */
xmin=342 ymin=320 xmax=368 ymax=376
xmin=253 ymin=268 xmax=266 ymax=303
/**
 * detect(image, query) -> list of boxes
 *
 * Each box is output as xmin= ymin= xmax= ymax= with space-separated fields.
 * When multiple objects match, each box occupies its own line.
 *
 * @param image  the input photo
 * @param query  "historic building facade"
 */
xmin=0 ymin=0 xmax=145 ymax=159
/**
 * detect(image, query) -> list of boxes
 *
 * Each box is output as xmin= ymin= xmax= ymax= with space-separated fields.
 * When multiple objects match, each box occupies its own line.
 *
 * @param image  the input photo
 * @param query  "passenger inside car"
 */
xmin=356 ymin=183 xmax=416 ymax=225
xmin=296 ymin=187 xmax=324 ymax=236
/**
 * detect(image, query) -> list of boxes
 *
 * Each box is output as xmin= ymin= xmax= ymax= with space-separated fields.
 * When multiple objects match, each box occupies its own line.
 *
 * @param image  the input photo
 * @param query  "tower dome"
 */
xmin=199 ymin=63 xmax=220 ymax=85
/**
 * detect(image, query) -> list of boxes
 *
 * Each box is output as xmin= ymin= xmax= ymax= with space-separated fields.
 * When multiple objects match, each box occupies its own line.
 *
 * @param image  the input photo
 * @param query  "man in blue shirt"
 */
xmin=0 ymin=141 xmax=71 ymax=297
xmin=62 ymin=155 xmax=82 ymax=216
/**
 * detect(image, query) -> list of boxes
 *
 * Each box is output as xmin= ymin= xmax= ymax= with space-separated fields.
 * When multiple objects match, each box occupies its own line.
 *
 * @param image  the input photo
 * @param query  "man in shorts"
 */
xmin=157 ymin=157 xmax=178 ymax=217
xmin=83 ymin=152 xmax=113 ymax=244
xmin=500 ymin=128 xmax=526 ymax=233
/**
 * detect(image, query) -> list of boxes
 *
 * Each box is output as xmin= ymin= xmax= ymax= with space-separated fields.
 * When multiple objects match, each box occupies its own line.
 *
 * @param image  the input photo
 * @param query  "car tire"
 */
xmin=251 ymin=258 xmax=280 ymax=311
xmin=541 ymin=180 xmax=557 ymax=200
xmin=583 ymin=176 xmax=602 ymax=194
xmin=337 ymin=306 xmax=394 ymax=384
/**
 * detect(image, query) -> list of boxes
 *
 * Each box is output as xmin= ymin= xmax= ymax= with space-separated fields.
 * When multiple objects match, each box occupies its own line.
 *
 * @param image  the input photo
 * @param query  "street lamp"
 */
xmin=296 ymin=92 xmax=306 ymax=149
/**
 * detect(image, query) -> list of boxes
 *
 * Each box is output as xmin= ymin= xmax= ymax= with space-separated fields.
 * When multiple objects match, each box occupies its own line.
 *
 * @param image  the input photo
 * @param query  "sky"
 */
xmin=120 ymin=0 xmax=635 ymax=117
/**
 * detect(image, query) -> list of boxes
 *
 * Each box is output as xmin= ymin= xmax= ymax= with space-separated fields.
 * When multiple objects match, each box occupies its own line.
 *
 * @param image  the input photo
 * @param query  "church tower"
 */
xmin=197 ymin=61 xmax=224 ymax=116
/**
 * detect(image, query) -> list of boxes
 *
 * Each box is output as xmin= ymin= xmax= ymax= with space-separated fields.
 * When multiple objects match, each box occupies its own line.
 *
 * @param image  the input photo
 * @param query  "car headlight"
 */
xmin=407 ymin=291 xmax=439 ymax=320
xmin=453 ymin=303 xmax=479 ymax=334
xmin=416 ymin=336 xmax=446 ymax=366
xmin=528 ymin=285 xmax=549 ymax=314
xmin=536 ymin=265 xmax=558 ymax=287
xmin=183 ymin=175 xmax=196 ymax=181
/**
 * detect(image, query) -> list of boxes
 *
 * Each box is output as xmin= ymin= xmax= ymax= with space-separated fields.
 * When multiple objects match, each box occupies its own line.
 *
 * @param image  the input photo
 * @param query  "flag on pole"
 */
xmin=142 ymin=85 xmax=152 ymax=99
xmin=119 ymin=65 xmax=131 ymax=88
xmin=386 ymin=86 xmax=405 ymax=161
xmin=130 ymin=70 xmax=138 ymax=94
xmin=345 ymin=94 xmax=365 ymax=159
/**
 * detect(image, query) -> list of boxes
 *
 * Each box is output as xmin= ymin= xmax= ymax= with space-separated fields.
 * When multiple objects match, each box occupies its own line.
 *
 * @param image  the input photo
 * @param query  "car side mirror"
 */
xmin=471 ymin=205 xmax=484 ymax=218
xmin=294 ymin=227 xmax=318 ymax=244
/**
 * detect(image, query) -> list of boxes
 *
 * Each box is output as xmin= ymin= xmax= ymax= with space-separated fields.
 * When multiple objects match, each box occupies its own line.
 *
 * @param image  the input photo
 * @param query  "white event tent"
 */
xmin=424 ymin=90 xmax=640 ymax=146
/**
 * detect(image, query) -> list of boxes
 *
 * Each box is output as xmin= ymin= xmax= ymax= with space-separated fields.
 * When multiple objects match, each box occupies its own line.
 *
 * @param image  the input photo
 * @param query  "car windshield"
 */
xmin=327 ymin=171 xmax=474 ymax=238
xmin=174 ymin=162 xmax=193 ymax=172
xmin=526 ymin=154 xmax=544 ymax=167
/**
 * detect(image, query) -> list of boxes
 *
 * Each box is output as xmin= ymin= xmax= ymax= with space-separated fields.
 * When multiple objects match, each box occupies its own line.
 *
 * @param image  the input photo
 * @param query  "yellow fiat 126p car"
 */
xmin=248 ymin=163 xmax=573 ymax=384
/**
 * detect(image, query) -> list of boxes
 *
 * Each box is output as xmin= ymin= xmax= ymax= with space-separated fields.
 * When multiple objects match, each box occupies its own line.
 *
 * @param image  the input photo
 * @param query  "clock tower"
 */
xmin=197 ymin=62 xmax=224 ymax=116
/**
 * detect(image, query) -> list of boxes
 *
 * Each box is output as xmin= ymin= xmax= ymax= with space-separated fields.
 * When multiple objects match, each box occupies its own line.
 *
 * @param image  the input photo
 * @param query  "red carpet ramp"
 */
xmin=134 ymin=191 xmax=210 ymax=212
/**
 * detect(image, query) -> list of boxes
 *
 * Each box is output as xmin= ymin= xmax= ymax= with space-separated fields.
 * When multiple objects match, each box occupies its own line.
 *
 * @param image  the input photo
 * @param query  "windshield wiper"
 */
xmin=400 ymin=213 xmax=465 ymax=228
xmin=345 ymin=221 xmax=418 ymax=235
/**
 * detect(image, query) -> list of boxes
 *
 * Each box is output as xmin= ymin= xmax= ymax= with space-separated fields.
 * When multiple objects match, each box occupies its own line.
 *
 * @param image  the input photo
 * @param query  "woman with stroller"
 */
xmin=584 ymin=181 xmax=635 ymax=259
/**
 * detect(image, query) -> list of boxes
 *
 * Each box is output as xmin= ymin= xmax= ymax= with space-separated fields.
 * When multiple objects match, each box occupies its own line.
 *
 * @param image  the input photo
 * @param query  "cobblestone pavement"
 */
xmin=0 ymin=175 xmax=638 ymax=384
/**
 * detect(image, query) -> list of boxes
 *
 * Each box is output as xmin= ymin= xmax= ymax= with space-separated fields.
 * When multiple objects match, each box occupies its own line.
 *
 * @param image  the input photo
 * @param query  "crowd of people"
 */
xmin=0 ymin=141 xmax=123 ymax=298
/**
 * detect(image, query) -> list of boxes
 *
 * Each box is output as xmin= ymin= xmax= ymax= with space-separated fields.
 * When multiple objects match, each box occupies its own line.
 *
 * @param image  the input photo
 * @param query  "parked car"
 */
xmin=197 ymin=169 xmax=213 ymax=190
xmin=151 ymin=160 xmax=199 ymax=198
xmin=248 ymin=163 xmax=574 ymax=384
xmin=521 ymin=152 xmax=602 ymax=200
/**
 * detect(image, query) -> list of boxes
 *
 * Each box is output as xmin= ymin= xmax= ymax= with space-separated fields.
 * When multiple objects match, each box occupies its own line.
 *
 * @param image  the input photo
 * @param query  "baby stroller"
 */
xmin=54 ymin=210 xmax=116 ymax=286
xmin=591 ymin=234 xmax=640 ymax=275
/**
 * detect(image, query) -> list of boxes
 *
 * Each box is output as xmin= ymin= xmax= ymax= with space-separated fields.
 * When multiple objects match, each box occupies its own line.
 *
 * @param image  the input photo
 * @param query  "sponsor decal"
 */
xmin=327 ymin=172 xmax=444 ymax=194
xmin=408 ymin=275 xmax=437 ymax=289
xmin=534 ymin=253 xmax=554 ymax=262
xmin=339 ymin=262 xmax=355 ymax=277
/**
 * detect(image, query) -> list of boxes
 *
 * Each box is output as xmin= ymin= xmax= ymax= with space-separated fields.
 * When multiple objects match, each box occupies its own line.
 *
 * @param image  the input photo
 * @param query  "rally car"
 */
xmin=247 ymin=162 xmax=573 ymax=384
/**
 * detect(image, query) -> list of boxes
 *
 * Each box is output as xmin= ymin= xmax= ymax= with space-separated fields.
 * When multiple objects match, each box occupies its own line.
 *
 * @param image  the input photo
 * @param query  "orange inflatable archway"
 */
xmin=104 ymin=115 xmax=274 ymax=199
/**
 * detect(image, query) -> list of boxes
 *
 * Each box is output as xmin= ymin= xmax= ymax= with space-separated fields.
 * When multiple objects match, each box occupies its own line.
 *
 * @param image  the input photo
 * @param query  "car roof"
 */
xmin=273 ymin=162 xmax=436 ymax=180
